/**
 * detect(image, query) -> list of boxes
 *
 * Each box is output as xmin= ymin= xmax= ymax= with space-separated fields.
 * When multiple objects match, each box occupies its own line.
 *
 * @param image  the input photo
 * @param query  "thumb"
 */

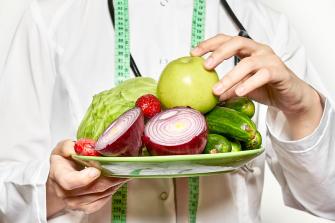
xmin=60 ymin=167 xmax=101 ymax=190
xmin=52 ymin=156 xmax=101 ymax=190
xmin=53 ymin=139 xmax=76 ymax=158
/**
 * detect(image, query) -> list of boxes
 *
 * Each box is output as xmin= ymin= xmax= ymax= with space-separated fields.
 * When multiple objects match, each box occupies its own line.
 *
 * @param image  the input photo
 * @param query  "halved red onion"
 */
xmin=96 ymin=107 xmax=144 ymax=156
xmin=143 ymin=107 xmax=208 ymax=155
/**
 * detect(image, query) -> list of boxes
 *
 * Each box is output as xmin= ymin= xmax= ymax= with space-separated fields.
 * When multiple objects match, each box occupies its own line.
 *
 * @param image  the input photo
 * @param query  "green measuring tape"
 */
xmin=189 ymin=1 xmax=206 ymax=223
xmin=112 ymin=0 xmax=206 ymax=222
xmin=191 ymin=0 xmax=206 ymax=48
xmin=112 ymin=184 xmax=128 ymax=222
xmin=114 ymin=0 xmax=130 ymax=84
xmin=112 ymin=0 xmax=129 ymax=222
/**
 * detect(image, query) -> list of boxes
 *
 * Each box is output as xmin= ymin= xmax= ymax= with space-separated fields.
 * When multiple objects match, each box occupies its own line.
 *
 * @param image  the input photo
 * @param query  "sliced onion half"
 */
xmin=96 ymin=107 xmax=144 ymax=156
xmin=143 ymin=107 xmax=208 ymax=155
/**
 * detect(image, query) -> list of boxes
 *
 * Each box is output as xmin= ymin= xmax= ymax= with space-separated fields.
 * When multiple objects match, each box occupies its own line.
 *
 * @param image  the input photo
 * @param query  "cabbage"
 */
xmin=77 ymin=77 xmax=157 ymax=140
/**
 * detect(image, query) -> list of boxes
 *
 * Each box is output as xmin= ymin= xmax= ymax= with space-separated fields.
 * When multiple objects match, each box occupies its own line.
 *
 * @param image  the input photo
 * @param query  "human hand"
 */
xmin=47 ymin=140 xmax=129 ymax=217
xmin=191 ymin=34 xmax=323 ymax=139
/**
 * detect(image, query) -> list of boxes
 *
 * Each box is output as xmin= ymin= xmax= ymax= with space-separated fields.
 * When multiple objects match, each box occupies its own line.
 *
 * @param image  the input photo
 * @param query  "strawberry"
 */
xmin=135 ymin=94 xmax=161 ymax=119
xmin=74 ymin=139 xmax=101 ymax=156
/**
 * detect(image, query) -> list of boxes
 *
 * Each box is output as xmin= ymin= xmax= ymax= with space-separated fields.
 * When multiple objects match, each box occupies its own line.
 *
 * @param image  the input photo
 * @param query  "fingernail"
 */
xmin=191 ymin=47 xmax=201 ymax=55
xmin=205 ymin=57 xmax=214 ymax=68
xmin=236 ymin=86 xmax=245 ymax=96
xmin=86 ymin=168 xmax=100 ymax=178
xmin=213 ymin=84 xmax=223 ymax=94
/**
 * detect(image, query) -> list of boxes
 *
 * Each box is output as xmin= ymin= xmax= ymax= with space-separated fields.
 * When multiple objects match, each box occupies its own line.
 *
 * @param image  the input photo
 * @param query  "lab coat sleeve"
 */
xmin=265 ymin=14 xmax=335 ymax=220
xmin=0 ymin=2 xmax=57 ymax=222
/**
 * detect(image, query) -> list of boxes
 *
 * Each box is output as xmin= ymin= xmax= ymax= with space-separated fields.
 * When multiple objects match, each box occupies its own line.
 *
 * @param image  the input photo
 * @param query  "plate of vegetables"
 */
xmin=72 ymin=57 xmax=264 ymax=178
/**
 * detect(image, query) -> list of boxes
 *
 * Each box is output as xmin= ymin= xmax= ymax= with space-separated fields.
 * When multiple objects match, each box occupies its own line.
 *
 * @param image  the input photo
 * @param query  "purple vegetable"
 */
xmin=143 ymin=107 xmax=208 ymax=155
xmin=96 ymin=107 xmax=144 ymax=156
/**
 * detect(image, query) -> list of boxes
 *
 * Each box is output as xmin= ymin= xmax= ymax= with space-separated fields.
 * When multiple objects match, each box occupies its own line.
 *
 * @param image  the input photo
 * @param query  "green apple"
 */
xmin=157 ymin=56 xmax=219 ymax=113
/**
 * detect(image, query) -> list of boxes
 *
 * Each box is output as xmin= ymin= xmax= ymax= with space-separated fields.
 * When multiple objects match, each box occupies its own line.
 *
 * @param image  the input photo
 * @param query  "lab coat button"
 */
xmin=160 ymin=192 xmax=168 ymax=200
xmin=160 ymin=0 xmax=169 ymax=7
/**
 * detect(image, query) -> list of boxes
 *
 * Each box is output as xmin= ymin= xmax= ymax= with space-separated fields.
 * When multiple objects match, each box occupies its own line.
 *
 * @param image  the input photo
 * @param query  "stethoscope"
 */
xmin=107 ymin=0 xmax=252 ymax=77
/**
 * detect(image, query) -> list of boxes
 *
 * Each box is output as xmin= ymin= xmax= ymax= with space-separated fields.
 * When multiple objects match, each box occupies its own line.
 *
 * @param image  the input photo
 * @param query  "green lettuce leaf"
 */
xmin=77 ymin=77 xmax=157 ymax=140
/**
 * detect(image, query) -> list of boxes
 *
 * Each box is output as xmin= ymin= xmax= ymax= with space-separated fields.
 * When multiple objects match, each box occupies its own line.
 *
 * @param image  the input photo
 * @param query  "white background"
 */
xmin=259 ymin=0 xmax=335 ymax=222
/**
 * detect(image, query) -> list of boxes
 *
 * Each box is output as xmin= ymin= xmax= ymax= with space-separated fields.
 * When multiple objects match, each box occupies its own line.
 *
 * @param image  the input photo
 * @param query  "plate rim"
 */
xmin=71 ymin=148 xmax=264 ymax=163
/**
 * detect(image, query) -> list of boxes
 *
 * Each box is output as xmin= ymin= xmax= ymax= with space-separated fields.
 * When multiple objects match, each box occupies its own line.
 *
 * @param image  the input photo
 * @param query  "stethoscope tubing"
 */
xmin=107 ymin=0 xmax=252 ymax=77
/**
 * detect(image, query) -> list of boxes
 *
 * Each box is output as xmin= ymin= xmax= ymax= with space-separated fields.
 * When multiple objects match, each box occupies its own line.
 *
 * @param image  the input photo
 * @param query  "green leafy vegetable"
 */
xmin=77 ymin=77 xmax=157 ymax=140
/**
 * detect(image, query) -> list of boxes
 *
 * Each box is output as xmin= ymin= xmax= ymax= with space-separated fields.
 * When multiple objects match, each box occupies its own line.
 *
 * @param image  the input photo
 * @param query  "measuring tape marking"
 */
xmin=112 ymin=0 xmax=206 ymax=222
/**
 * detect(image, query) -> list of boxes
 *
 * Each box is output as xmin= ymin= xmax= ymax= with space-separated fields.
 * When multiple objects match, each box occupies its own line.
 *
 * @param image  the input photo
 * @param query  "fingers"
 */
xmin=218 ymin=85 xmax=238 ymax=102
xmin=71 ymin=194 xmax=112 ymax=214
xmin=212 ymin=53 xmax=280 ymax=102
xmin=48 ymin=139 xmax=131 ymax=214
xmin=52 ymin=139 xmax=75 ymax=157
xmin=64 ymin=183 xmax=124 ymax=210
xmin=51 ymin=139 xmax=101 ymax=191
xmin=57 ymin=167 xmax=101 ymax=191
xmin=205 ymin=37 xmax=261 ymax=70
xmin=56 ymin=177 xmax=126 ymax=214
xmin=235 ymin=68 xmax=272 ymax=97
xmin=191 ymin=34 xmax=232 ymax=56
xmin=67 ymin=177 xmax=129 ymax=196
xmin=82 ymin=196 xmax=111 ymax=214
xmin=212 ymin=56 xmax=263 ymax=96
xmin=56 ymin=177 xmax=129 ymax=197
xmin=191 ymin=34 xmax=272 ymax=71
xmin=191 ymin=33 xmax=296 ymax=115
xmin=49 ymin=153 xmax=129 ymax=214
xmin=50 ymin=155 xmax=101 ymax=190
xmin=50 ymin=155 xmax=128 ymax=197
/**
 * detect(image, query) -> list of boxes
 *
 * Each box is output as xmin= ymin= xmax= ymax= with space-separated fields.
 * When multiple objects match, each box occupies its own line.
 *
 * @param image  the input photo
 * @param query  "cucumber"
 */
xmin=221 ymin=97 xmax=255 ymax=118
xmin=230 ymin=140 xmax=242 ymax=152
xmin=243 ymin=131 xmax=262 ymax=150
xmin=204 ymin=134 xmax=232 ymax=154
xmin=206 ymin=107 xmax=257 ymax=142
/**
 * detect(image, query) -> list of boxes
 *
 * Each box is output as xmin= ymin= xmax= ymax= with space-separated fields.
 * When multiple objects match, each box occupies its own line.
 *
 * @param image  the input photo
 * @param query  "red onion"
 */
xmin=96 ymin=107 xmax=144 ymax=156
xmin=143 ymin=107 xmax=208 ymax=155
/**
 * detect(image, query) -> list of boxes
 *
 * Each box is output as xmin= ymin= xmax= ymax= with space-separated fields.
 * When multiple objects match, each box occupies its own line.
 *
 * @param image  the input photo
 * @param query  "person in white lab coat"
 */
xmin=0 ymin=0 xmax=334 ymax=222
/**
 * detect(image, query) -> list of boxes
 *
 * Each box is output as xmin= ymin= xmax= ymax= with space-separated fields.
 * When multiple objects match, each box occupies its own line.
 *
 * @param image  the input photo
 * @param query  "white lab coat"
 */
xmin=0 ymin=0 xmax=334 ymax=222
